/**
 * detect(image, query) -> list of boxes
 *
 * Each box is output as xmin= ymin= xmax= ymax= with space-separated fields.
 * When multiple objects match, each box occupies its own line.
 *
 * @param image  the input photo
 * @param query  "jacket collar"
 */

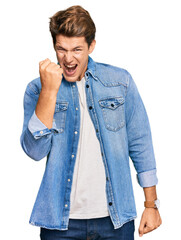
xmin=86 ymin=56 xmax=98 ymax=80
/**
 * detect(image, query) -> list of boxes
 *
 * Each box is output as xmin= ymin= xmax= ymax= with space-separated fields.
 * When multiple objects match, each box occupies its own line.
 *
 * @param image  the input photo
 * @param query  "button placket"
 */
xmin=62 ymin=81 xmax=80 ymax=224
xmin=84 ymin=76 xmax=120 ymax=226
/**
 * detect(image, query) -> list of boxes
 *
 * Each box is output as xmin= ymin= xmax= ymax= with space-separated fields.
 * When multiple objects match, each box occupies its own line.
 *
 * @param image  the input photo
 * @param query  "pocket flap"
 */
xmin=99 ymin=97 xmax=124 ymax=110
xmin=55 ymin=102 xmax=68 ymax=112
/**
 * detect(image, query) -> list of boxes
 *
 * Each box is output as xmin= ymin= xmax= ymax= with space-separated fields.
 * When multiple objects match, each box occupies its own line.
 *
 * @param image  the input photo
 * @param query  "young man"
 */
xmin=20 ymin=5 xmax=162 ymax=240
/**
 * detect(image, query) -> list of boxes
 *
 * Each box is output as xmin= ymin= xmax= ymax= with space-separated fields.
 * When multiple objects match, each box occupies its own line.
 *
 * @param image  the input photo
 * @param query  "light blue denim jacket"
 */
xmin=20 ymin=56 xmax=158 ymax=230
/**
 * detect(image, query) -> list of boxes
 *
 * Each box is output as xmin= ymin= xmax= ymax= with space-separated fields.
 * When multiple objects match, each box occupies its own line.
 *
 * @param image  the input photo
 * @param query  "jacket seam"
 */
xmin=25 ymin=87 xmax=39 ymax=102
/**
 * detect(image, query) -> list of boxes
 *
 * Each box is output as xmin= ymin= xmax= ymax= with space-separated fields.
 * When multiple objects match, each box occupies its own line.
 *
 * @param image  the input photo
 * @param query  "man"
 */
xmin=20 ymin=5 xmax=162 ymax=240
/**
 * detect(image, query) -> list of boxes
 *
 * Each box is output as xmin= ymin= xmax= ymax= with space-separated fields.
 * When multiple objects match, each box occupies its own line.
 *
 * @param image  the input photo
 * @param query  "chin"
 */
xmin=63 ymin=75 xmax=78 ymax=82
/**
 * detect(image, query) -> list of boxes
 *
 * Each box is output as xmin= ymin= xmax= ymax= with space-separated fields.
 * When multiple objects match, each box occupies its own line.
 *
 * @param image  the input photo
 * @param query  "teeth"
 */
xmin=65 ymin=64 xmax=76 ymax=68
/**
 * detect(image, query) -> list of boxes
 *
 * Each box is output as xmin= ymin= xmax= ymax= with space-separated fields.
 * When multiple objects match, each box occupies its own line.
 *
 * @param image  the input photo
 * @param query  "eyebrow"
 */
xmin=55 ymin=45 xmax=83 ymax=50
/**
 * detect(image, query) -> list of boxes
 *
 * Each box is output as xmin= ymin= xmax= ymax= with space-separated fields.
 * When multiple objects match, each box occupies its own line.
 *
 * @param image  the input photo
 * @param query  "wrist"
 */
xmin=144 ymin=199 xmax=160 ymax=209
xmin=41 ymin=88 xmax=58 ymax=99
xmin=143 ymin=186 xmax=157 ymax=201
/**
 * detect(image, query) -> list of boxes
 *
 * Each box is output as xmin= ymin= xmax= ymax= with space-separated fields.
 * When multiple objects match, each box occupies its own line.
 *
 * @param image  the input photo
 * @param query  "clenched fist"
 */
xmin=39 ymin=58 xmax=63 ymax=94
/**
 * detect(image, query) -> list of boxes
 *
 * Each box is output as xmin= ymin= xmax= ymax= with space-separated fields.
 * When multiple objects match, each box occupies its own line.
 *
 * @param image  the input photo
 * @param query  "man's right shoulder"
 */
xmin=25 ymin=77 xmax=41 ymax=97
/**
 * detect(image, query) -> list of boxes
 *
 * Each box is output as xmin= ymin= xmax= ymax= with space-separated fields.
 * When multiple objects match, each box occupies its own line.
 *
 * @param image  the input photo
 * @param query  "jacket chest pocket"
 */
xmin=98 ymin=97 xmax=125 ymax=131
xmin=53 ymin=101 xmax=68 ymax=133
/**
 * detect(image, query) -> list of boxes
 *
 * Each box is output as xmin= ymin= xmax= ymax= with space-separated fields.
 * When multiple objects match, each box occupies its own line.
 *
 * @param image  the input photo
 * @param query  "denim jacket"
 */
xmin=20 ymin=56 xmax=158 ymax=230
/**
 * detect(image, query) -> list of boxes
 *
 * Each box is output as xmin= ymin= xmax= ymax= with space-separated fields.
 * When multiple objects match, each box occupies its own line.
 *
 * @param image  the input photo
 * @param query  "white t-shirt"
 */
xmin=69 ymin=77 xmax=109 ymax=219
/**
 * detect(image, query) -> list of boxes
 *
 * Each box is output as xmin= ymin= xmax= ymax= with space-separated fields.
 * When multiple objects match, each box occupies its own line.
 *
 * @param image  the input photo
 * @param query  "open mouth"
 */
xmin=64 ymin=64 xmax=78 ymax=76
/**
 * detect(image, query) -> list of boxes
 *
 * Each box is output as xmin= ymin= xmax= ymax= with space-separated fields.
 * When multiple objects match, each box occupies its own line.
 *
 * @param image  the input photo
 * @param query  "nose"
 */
xmin=64 ymin=51 xmax=73 ymax=63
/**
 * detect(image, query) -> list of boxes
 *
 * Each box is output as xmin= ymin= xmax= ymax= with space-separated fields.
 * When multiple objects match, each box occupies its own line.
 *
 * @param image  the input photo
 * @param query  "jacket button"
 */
xmin=106 ymin=177 xmax=109 ymax=181
xmin=109 ymin=202 xmax=112 ymax=206
xmin=96 ymin=129 xmax=98 ymax=133
xmin=86 ymin=84 xmax=89 ymax=88
xmin=111 ymin=104 xmax=114 ymax=107
xmin=89 ymin=106 xmax=92 ymax=110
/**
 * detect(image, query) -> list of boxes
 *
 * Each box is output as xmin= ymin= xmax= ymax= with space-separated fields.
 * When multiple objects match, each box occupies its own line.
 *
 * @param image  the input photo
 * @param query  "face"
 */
xmin=54 ymin=35 xmax=96 ymax=82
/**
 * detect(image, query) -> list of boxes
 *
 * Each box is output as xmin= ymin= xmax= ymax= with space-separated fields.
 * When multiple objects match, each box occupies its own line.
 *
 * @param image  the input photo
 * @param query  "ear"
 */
xmin=88 ymin=40 xmax=96 ymax=54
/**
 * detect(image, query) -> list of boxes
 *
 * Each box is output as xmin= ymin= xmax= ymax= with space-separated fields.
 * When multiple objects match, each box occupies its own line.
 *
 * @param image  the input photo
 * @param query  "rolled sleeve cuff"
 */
xmin=28 ymin=111 xmax=57 ymax=139
xmin=137 ymin=169 xmax=158 ymax=187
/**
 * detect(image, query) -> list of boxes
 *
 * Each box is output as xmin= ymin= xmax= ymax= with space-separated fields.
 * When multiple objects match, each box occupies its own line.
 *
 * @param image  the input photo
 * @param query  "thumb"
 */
xmin=143 ymin=224 xmax=152 ymax=235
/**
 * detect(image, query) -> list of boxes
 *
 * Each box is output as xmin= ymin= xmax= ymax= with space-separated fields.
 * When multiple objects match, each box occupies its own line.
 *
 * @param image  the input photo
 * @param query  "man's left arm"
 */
xmin=125 ymin=73 xmax=162 ymax=236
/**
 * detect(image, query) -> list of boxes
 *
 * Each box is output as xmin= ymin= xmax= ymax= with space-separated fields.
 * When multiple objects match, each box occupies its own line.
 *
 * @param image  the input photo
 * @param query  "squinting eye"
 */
xmin=74 ymin=49 xmax=81 ymax=52
xmin=57 ymin=48 xmax=65 ymax=52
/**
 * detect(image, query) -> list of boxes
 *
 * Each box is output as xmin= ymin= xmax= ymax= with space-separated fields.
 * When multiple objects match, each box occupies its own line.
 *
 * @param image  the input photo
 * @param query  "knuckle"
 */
xmin=148 ymin=225 xmax=154 ymax=230
xmin=49 ymin=62 xmax=54 ymax=66
xmin=39 ymin=66 xmax=44 ymax=72
xmin=45 ymin=58 xmax=50 ymax=62
xmin=45 ymin=67 xmax=51 ymax=73
xmin=154 ymin=225 xmax=158 ymax=230
xmin=55 ymin=64 xmax=61 ymax=69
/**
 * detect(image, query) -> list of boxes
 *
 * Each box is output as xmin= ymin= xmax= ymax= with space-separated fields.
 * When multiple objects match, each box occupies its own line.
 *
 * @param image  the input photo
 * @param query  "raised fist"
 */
xmin=39 ymin=58 xmax=63 ymax=94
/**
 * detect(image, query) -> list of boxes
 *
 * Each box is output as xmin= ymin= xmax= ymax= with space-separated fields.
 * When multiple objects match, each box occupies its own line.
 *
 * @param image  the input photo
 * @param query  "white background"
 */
xmin=0 ymin=0 xmax=181 ymax=239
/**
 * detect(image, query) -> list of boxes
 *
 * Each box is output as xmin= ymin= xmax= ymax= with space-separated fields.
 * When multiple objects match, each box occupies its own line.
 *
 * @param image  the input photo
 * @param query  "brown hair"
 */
xmin=49 ymin=5 xmax=96 ymax=47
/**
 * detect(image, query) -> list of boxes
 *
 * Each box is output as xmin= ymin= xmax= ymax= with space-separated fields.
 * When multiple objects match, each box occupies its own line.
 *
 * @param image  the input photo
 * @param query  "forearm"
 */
xmin=143 ymin=185 xmax=157 ymax=201
xmin=20 ymin=89 xmax=53 ymax=161
xmin=35 ymin=58 xmax=63 ymax=129
xmin=35 ymin=89 xmax=57 ymax=129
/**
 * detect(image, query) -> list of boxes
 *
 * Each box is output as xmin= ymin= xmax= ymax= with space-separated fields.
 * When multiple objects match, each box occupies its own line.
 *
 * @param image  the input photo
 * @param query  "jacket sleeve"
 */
xmin=20 ymin=83 xmax=56 ymax=161
xmin=125 ymin=73 xmax=158 ymax=188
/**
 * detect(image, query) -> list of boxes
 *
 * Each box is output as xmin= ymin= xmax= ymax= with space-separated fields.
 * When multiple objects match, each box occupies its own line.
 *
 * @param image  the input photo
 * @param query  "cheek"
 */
xmin=78 ymin=55 xmax=88 ymax=66
xmin=56 ymin=52 xmax=64 ymax=60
